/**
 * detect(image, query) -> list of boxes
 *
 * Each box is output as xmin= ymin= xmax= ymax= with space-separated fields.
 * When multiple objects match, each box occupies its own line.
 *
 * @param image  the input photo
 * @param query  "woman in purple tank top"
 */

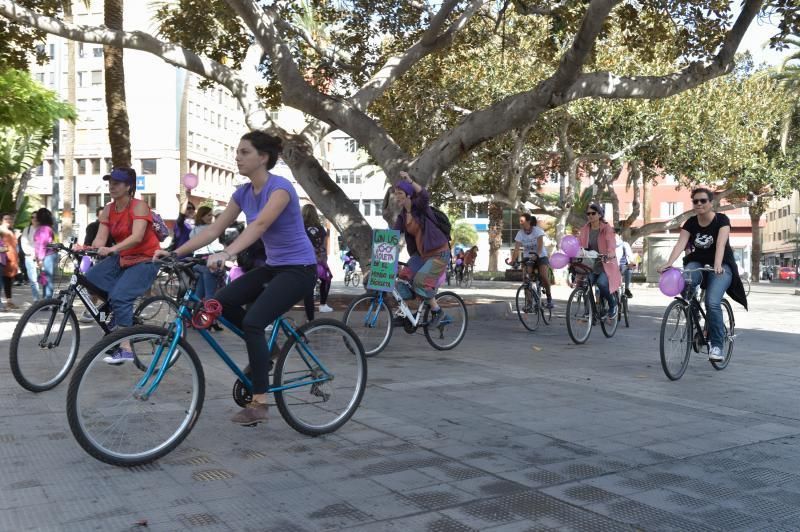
xmin=156 ymin=130 xmax=316 ymax=426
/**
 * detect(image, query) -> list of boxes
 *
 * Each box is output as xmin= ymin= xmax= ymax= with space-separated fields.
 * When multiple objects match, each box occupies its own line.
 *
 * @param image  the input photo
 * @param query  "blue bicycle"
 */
xmin=66 ymin=257 xmax=367 ymax=467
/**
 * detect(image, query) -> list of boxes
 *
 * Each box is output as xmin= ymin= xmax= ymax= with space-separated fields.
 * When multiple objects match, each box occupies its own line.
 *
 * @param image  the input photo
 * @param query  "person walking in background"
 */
xmin=615 ymin=227 xmax=634 ymax=299
xmin=169 ymin=201 xmax=195 ymax=251
xmin=33 ymin=208 xmax=58 ymax=300
xmin=0 ymin=213 xmax=20 ymax=310
xmin=19 ymin=212 xmax=39 ymax=300
xmin=302 ymin=204 xmax=333 ymax=320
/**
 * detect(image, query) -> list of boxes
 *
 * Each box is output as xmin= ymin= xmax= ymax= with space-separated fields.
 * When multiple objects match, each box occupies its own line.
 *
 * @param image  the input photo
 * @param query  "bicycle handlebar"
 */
xmin=45 ymin=243 xmax=107 ymax=257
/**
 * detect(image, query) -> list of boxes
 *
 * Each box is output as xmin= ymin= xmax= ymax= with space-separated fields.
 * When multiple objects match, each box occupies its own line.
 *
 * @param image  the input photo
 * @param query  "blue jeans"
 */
xmin=685 ymin=261 xmax=732 ymax=350
xmin=26 ymin=256 xmax=40 ymax=300
xmin=193 ymin=264 xmax=220 ymax=300
xmin=29 ymin=253 xmax=58 ymax=300
xmin=85 ymin=255 xmax=159 ymax=327
xmin=589 ymin=271 xmax=616 ymax=315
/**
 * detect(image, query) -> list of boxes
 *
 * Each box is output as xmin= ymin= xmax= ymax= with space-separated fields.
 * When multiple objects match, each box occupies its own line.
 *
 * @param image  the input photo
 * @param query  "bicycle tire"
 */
xmin=274 ymin=319 xmax=366 ymax=436
xmin=539 ymin=284 xmax=552 ymax=325
xmin=10 ymin=298 xmax=80 ymax=392
xmin=465 ymin=269 xmax=473 ymax=288
xmin=659 ymin=300 xmax=691 ymax=381
xmin=515 ymin=284 xmax=541 ymax=332
xmin=622 ymin=295 xmax=630 ymax=328
xmin=66 ymin=325 xmax=204 ymax=466
xmin=159 ymin=271 xmax=181 ymax=300
xmin=352 ymin=272 xmax=360 ymax=286
xmin=133 ymin=295 xmax=180 ymax=326
xmin=743 ymin=278 xmax=751 ymax=297
xmin=566 ymin=288 xmax=592 ymax=344
xmin=343 ymin=294 xmax=393 ymax=356
xmin=711 ymin=299 xmax=735 ymax=370
xmin=600 ymin=293 xmax=620 ymax=338
xmin=423 ymin=291 xmax=468 ymax=350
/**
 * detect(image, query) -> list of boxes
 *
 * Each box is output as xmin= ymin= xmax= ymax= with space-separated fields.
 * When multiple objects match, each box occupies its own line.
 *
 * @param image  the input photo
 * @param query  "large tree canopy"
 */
xmin=1 ymin=0 xmax=796 ymax=263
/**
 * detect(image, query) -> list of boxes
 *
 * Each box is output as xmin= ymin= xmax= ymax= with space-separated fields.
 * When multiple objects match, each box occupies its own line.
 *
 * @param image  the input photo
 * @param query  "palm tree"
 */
xmin=104 ymin=0 xmax=131 ymax=168
xmin=773 ymin=32 xmax=800 ymax=153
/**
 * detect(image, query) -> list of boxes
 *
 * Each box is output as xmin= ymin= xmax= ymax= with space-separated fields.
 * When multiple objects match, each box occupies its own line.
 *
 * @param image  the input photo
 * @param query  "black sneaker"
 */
xmin=427 ymin=309 xmax=443 ymax=329
xmin=624 ymin=289 xmax=633 ymax=299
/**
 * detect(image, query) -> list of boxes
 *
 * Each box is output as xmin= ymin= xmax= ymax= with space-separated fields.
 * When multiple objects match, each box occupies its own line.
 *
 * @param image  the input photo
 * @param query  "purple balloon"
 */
xmin=229 ymin=265 xmax=244 ymax=282
xmin=549 ymin=252 xmax=569 ymax=269
xmin=79 ymin=255 xmax=92 ymax=273
xmin=659 ymin=268 xmax=685 ymax=297
xmin=560 ymin=235 xmax=581 ymax=258
xmin=182 ymin=173 xmax=199 ymax=191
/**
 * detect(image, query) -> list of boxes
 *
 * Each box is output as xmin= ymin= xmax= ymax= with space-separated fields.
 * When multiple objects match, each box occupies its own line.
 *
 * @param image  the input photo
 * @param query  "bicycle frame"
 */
xmin=133 ymin=284 xmax=332 ymax=401
xmin=362 ymin=285 xmax=429 ymax=330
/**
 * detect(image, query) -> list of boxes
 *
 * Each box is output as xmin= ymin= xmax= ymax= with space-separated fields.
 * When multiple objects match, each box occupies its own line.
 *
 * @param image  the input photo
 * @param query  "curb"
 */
xmin=466 ymin=301 xmax=512 ymax=319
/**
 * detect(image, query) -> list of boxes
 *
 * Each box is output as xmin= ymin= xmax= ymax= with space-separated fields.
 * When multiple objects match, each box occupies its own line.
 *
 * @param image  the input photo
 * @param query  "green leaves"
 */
xmin=0 ymin=68 xmax=76 ymax=134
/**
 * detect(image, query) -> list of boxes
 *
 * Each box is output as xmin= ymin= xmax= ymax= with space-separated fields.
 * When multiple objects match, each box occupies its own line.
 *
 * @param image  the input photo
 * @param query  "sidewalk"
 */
xmin=1 ymin=280 xmax=799 ymax=530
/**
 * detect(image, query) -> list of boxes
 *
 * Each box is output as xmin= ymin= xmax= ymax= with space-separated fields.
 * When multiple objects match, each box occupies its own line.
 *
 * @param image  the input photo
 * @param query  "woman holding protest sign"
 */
xmin=392 ymin=171 xmax=450 ymax=328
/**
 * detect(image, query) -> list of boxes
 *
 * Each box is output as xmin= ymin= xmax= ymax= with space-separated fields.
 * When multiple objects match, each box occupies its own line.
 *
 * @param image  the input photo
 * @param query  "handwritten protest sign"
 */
xmin=366 ymin=229 xmax=400 ymax=292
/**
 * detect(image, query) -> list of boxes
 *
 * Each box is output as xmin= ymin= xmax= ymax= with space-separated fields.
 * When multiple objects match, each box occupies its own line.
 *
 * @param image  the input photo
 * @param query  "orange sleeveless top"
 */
xmin=102 ymin=198 xmax=160 ymax=259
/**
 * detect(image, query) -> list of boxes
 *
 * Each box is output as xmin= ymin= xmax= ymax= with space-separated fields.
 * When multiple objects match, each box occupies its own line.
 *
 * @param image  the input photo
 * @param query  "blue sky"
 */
xmin=738 ymin=12 xmax=788 ymax=67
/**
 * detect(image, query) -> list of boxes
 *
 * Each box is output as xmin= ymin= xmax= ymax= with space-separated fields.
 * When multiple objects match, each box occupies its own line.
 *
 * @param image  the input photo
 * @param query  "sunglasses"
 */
xmin=586 ymin=211 xmax=598 ymax=216
xmin=692 ymin=198 xmax=709 ymax=205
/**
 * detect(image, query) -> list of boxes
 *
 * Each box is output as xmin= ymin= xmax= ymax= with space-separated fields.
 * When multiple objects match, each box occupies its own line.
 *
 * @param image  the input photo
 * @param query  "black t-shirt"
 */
xmin=682 ymin=213 xmax=735 ymax=266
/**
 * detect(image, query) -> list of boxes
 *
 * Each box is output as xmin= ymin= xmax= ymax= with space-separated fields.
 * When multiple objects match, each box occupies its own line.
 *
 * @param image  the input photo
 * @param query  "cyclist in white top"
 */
xmin=512 ymin=213 xmax=553 ymax=308
xmin=615 ymin=229 xmax=634 ymax=299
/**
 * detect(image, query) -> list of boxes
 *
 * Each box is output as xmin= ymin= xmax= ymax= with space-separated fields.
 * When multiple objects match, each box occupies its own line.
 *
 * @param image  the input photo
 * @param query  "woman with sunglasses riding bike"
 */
xmin=578 ymin=203 xmax=621 ymax=321
xmin=658 ymin=188 xmax=748 ymax=362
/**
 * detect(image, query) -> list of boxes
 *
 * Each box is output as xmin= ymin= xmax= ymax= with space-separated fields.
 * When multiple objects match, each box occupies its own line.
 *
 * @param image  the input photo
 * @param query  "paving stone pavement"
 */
xmin=0 ymin=279 xmax=799 ymax=531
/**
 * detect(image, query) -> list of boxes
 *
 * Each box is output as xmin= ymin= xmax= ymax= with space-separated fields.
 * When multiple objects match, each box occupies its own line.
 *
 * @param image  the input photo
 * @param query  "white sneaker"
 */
xmin=319 ymin=304 xmax=334 ymax=313
xmin=80 ymin=310 xmax=94 ymax=323
xmin=708 ymin=346 xmax=724 ymax=362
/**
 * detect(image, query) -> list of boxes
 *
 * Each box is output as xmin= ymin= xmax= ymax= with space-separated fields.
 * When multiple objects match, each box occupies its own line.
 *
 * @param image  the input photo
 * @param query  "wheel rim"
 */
xmin=566 ymin=289 xmax=592 ymax=343
xmin=516 ymin=285 xmax=540 ymax=331
xmin=14 ymin=302 xmax=78 ymax=388
xmin=661 ymin=302 xmax=690 ymax=378
xmin=71 ymin=331 xmax=201 ymax=462
xmin=343 ymin=296 xmax=391 ymax=356
xmin=135 ymin=297 xmax=179 ymax=326
xmin=425 ymin=292 xmax=467 ymax=349
xmin=276 ymin=323 xmax=365 ymax=431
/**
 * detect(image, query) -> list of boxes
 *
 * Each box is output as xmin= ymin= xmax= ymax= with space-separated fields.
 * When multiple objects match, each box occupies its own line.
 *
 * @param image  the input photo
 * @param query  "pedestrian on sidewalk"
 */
xmin=0 ymin=213 xmax=20 ymax=310
xmin=33 ymin=208 xmax=58 ymax=300
xmin=302 ymin=204 xmax=333 ymax=320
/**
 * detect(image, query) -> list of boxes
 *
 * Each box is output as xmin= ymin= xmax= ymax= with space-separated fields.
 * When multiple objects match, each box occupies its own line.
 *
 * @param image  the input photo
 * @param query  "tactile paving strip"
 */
xmin=665 ymin=492 xmax=707 ymax=509
xmin=460 ymin=499 xmax=517 ymax=522
xmin=692 ymin=507 xmax=765 ymax=530
xmin=727 ymin=494 xmax=800 ymax=521
xmin=643 ymin=472 xmax=690 ymax=485
xmin=307 ymin=502 xmax=369 ymax=521
xmin=525 ymin=469 xmax=567 ymax=486
xmin=437 ymin=464 xmax=484 ymax=481
xmin=738 ymin=467 xmax=800 ymax=485
xmin=427 ymin=515 xmax=477 ymax=532
xmin=478 ymin=480 xmax=528 ymax=496
xmin=191 ymin=469 xmax=235 ymax=481
xmin=561 ymin=463 xmax=606 ymax=478
xmin=563 ymin=485 xmax=618 ymax=504
xmin=179 ymin=513 xmax=219 ymax=527
xmin=167 ymin=455 xmax=213 ymax=466
xmin=407 ymin=491 xmax=464 ymax=510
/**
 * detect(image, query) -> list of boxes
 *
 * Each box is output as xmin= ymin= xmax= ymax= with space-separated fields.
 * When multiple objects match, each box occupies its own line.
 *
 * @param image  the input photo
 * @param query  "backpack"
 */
xmin=150 ymin=211 xmax=169 ymax=242
xmin=427 ymin=206 xmax=452 ymax=242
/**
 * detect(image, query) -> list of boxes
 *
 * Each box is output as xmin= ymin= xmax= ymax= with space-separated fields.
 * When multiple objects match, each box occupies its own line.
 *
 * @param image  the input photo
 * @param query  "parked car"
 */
xmin=778 ymin=267 xmax=797 ymax=281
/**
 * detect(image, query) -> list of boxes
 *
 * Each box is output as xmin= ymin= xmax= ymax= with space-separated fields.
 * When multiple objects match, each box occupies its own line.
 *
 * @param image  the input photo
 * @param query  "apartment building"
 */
xmin=761 ymin=190 xmax=800 ymax=271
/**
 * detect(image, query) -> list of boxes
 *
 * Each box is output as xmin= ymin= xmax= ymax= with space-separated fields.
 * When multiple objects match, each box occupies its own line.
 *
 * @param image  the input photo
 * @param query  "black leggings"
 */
xmin=303 ymin=274 xmax=330 ymax=321
xmin=214 ymin=264 xmax=316 ymax=394
xmin=2 ymin=276 xmax=11 ymax=299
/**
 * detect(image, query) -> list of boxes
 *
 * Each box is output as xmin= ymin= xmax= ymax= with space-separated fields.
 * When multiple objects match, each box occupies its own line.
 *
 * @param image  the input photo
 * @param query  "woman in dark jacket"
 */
xmin=392 ymin=172 xmax=450 ymax=327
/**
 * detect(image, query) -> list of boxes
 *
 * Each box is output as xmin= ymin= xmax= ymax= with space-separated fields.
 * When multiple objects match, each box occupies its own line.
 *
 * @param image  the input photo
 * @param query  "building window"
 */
xmin=49 ymin=44 xmax=55 ymax=59
xmin=140 ymin=194 xmax=156 ymax=209
xmin=363 ymin=201 xmax=371 ymax=216
xmin=78 ymin=43 xmax=85 ymax=58
xmin=35 ymin=163 xmax=44 ymax=176
xmin=141 ymin=159 xmax=157 ymax=175
xmin=93 ymin=47 xmax=103 ymax=58
xmin=48 ymin=72 xmax=55 ymax=86
xmin=77 ymin=159 xmax=87 ymax=174
xmin=344 ymin=138 xmax=357 ymax=152
xmin=374 ymin=200 xmax=383 ymax=216
xmin=90 ymin=159 xmax=100 ymax=174
xmin=91 ymin=70 xmax=102 ymax=85
xmin=35 ymin=72 xmax=45 ymax=84
xmin=662 ymin=202 xmax=680 ymax=217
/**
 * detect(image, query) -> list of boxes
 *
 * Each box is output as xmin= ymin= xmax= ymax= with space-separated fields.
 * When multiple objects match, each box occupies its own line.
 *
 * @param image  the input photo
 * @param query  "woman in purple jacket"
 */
xmin=392 ymin=172 xmax=451 ymax=328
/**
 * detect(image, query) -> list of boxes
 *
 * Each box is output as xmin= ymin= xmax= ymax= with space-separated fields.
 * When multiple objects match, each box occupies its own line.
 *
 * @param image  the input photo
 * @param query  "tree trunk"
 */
xmin=641 ymin=177 xmax=652 ymax=271
xmin=749 ymin=203 xmax=763 ymax=284
xmin=61 ymin=0 xmax=76 ymax=239
xmin=487 ymin=201 xmax=503 ymax=271
xmin=104 ymin=0 xmax=131 ymax=168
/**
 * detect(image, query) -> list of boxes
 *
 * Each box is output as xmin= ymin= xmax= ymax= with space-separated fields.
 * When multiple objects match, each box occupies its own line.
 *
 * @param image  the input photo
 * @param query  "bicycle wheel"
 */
xmin=538 ymin=284 xmax=552 ymax=325
xmin=159 ymin=271 xmax=181 ymax=300
xmin=134 ymin=295 xmax=180 ymax=327
xmin=566 ymin=288 xmax=592 ymax=344
xmin=621 ymin=294 xmax=630 ymax=328
xmin=600 ymin=293 xmax=620 ymax=338
xmin=352 ymin=272 xmax=360 ymax=286
xmin=659 ymin=300 xmax=691 ymax=381
xmin=342 ymin=294 xmax=393 ymax=356
xmin=711 ymin=299 xmax=735 ymax=370
xmin=10 ymin=298 xmax=80 ymax=392
xmin=66 ymin=325 xmax=205 ymax=466
xmin=274 ymin=319 xmax=366 ymax=436
xmin=743 ymin=278 xmax=751 ymax=297
xmin=515 ymin=284 xmax=541 ymax=332
xmin=465 ymin=269 xmax=473 ymax=288
xmin=423 ymin=291 xmax=468 ymax=350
